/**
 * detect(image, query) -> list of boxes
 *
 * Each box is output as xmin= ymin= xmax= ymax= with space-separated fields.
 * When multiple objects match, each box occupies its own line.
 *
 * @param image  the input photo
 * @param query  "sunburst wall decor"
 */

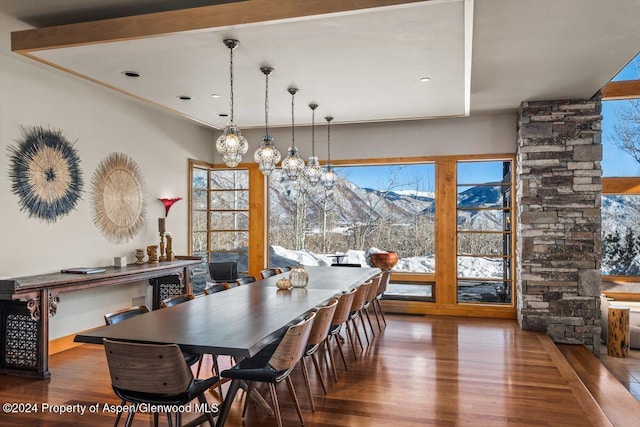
xmin=7 ymin=126 xmax=83 ymax=223
xmin=91 ymin=152 xmax=146 ymax=243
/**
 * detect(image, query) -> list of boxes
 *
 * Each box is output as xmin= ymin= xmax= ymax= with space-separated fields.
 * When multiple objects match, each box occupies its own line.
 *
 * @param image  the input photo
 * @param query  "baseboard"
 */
xmin=49 ymin=327 xmax=100 ymax=355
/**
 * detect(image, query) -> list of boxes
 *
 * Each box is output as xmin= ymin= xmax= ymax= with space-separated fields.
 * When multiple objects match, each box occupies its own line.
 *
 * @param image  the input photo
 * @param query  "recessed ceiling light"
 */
xmin=177 ymin=95 xmax=192 ymax=101
xmin=420 ymin=77 xmax=431 ymax=82
xmin=218 ymin=113 xmax=229 ymax=117
xmin=211 ymin=93 xmax=221 ymax=98
xmin=121 ymin=71 xmax=140 ymax=78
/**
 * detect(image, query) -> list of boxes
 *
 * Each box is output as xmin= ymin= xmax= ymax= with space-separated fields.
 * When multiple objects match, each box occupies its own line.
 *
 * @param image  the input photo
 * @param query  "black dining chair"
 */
xmin=104 ymin=305 xmax=149 ymax=325
xmin=235 ymin=275 xmax=257 ymax=286
xmin=260 ymin=268 xmax=281 ymax=279
xmin=208 ymin=261 xmax=238 ymax=283
xmin=103 ymin=338 xmax=219 ymax=427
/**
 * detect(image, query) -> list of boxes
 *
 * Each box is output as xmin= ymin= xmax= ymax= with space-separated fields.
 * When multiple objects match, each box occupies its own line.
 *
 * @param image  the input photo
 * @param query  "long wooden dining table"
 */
xmin=74 ymin=265 xmax=380 ymax=426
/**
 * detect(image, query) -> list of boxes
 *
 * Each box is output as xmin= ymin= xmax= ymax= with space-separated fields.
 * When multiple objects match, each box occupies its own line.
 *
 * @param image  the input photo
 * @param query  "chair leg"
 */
xmin=197 ymin=393 xmax=216 ymax=427
xmin=268 ymin=383 xmax=283 ymax=427
xmin=358 ymin=312 xmax=371 ymax=346
xmin=124 ymin=411 xmax=135 ymax=427
xmin=176 ymin=411 xmax=182 ymax=427
xmin=326 ymin=337 xmax=340 ymax=381
xmin=364 ymin=306 xmax=376 ymax=338
xmin=311 ymin=352 xmax=328 ymax=394
xmin=346 ymin=320 xmax=360 ymax=360
xmin=167 ymin=412 xmax=173 ymax=427
xmin=153 ymin=412 xmax=159 ymax=427
xmin=114 ymin=399 xmax=126 ymax=427
xmin=212 ymin=355 xmax=224 ymax=401
xmin=196 ymin=355 xmax=203 ymax=378
xmin=242 ymin=381 xmax=254 ymax=418
xmin=285 ymin=376 xmax=305 ymax=426
xmin=376 ymin=298 xmax=387 ymax=326
xmin=333 ymin=333 xmax=349 ymax=370
xmin=371 ymin=300 xmax=383 ymax=332
xmin=350 ymin=317 xmax=365 ymax=353
xmin=300 ymin=357 xmax=316 ymax=411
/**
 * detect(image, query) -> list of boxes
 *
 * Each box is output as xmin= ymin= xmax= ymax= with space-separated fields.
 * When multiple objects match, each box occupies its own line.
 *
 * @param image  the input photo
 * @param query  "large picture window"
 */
xmin=456 ymin=160 xmax=513 ymax=304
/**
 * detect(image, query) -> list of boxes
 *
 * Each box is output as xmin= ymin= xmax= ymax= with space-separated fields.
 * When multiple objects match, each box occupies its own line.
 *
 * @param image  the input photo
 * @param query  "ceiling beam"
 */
xmin=11 ymin=0 xmax=427 ymax=53
xmin=602 ymin=80 xmax=640 ymax=100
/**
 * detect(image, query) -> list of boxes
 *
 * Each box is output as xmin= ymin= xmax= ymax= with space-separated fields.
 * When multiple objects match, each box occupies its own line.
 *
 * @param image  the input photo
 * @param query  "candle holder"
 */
xmin=135 ymin=249 xmax=145 ymax=265
xmin=159 ymin=232 xmax=167 ymax=262
xmin=147 ymin=245 xmax=159 ymax=263
xmin=166 ymin=233 xmax=174 ymax=261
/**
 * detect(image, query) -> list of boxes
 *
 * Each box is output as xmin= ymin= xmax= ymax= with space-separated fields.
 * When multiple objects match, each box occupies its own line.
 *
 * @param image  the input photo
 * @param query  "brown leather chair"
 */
xmin=103 ymin=339 xmax=218 ymax=427
xmin=235 ymin=275 xmax=257 ymax=286
xmin=362 ymin=273 xmax=383 ymax=338
xmin=375 ymin=270 xmax=391 ymax=329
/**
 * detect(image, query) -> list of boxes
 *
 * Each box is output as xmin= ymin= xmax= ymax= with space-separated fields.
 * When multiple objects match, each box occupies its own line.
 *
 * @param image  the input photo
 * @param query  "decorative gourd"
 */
xmin=276 ymin=277 xmax=292 ymax=290
xmin=289 ymin=264 xmax=309 ymax=288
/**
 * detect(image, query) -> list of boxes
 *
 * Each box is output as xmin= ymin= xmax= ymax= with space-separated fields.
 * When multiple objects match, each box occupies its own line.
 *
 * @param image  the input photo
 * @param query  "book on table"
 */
xmin=61 ymin=267 xmax=106 ymax=274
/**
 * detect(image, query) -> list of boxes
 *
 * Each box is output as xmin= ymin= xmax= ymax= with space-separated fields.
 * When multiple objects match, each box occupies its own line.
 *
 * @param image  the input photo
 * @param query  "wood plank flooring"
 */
xmin=0 ymin=314 xmax=625 ymax=426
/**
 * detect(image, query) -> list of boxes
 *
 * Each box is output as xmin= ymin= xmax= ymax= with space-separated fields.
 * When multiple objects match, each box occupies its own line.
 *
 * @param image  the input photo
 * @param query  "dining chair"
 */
xmin=104 ymin=305 xmax=149 ymax=325
xmin=103 ymin=338 xmax=218 ymax=427
xmin=300 ymin=299 xmax=338 ymax=412
xmin=204 ymin=283 xmax=227 ymax=295
xmin=347 ymin=280 xmax=373 ymax=355
xmin=326 ymin=288 xmax=357 ymax=381
xmin=235 ymin=275 xmax=257 ymax=286
xmin=208 ymin=261 xmax=238 ymax=284
xmin=161 ymin=293 xmax=195 ymax=308
xmin=279 ymin=266 xmax=292 ymax=273
xmin=221 ymin=312 xmax=316 ymax=427
xmin=260 ymin=268 xmax=281 ymax=279
xmin=362 ymin=273 xmax=383 ymax=338
xmin=375 ymin=270 xmax=391 ymax=329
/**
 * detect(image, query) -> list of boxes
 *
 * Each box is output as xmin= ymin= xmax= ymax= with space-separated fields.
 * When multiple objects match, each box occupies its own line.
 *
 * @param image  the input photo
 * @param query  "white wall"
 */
xmin=240 ymin=113 xmax=517 ymax=161
xmin=0 ymin=12 xmax=214 ymax=338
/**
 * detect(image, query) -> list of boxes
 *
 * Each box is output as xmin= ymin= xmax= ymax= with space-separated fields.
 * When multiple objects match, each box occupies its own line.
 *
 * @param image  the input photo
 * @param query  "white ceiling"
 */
xmin=4 ymin=0 xmax=640 ymax=130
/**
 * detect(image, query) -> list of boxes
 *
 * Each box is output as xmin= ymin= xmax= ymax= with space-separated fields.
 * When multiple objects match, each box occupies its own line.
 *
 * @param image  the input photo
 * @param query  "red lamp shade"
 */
xmin=159 ymin=197 xmax=182 ymax=216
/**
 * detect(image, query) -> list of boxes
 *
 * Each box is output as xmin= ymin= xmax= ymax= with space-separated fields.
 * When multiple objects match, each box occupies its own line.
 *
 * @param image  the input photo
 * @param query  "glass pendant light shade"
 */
xmin=303 ymin=103 xmax=323 ymax=186
xmin=282 ymin=87 xmax=305 ymax=181
xmin=216 ymin=39 xmax=247 ymax=167
xmin=322 ymin=116 xmax=337 ymax=190
xmin=282 ymin=146 xmax=305 ymax=180
xmin=255 ymin=135 xmax=281 ymax=176
xmin=254 ymin=67 xmax=281 ymax=176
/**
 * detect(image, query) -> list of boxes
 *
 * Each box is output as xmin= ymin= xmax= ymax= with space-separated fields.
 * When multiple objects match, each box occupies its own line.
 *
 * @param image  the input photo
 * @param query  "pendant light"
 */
xmin=215 ymin=39 xmax=248 ymax=168
xmin=303 ymin=103 xmax=323 ymax=186
xmin=321 ymin=116 xmax=338 ymax=190
xmin=281 ymin=87 xmax=305 ymax=181
xmin=253 ymin=67 xmax=281 ymax=176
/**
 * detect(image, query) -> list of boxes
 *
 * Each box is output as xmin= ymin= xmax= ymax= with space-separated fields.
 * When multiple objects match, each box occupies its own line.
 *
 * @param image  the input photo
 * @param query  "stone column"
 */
xmin=516 ymin=99 xmax=602 ymax=353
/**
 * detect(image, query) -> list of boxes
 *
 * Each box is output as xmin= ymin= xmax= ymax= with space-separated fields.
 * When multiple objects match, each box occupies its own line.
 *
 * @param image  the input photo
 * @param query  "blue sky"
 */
xmin=602 ymin=52 xmax=640 ymax=177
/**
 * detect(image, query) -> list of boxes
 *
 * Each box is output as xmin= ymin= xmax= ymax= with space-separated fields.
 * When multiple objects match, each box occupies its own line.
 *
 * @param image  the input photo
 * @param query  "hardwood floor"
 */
xmin=0 ymin=314 xmax=630 ymax=426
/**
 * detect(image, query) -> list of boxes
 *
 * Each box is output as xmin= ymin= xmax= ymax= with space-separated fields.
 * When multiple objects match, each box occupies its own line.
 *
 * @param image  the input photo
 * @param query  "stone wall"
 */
xmin=516 ymin=99 xmax=602 ymax=353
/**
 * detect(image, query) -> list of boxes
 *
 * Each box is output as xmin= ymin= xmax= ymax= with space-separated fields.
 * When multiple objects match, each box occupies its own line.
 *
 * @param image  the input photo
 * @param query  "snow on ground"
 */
xmin=270 ymin=245 xmax=503 ymax=279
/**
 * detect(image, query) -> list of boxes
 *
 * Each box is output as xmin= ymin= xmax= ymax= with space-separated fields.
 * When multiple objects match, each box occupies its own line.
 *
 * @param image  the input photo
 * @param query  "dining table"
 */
xmin=74 ymin=265 xmax=380 ymax=426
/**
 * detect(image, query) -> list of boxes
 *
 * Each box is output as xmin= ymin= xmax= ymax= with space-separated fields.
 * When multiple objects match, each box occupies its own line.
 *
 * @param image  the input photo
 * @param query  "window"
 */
xmin=267 ymin=164 xmax=435 ymax=272
xmin=191 ymin=163 xmax=250 ymax=292
xmin=456 ymin=160 xmax=513 ymax=304
xmin=601 ymin=53 xmax=640 ymax=280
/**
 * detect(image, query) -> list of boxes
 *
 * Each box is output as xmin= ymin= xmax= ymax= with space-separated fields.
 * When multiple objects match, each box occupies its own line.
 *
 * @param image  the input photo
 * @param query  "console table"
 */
xmin=0 ymin=259 xmax=200 ymax=379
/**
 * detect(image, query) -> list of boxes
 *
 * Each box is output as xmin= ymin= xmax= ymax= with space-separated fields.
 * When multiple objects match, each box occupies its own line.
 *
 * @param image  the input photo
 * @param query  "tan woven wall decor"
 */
xmin=91 ymin=152 xmax=146 ymax=243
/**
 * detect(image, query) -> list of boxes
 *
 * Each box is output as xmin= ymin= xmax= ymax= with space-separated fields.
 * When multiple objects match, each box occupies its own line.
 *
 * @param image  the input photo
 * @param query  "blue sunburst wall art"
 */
xmin=7 ymin=126 xmax=83 ymax=223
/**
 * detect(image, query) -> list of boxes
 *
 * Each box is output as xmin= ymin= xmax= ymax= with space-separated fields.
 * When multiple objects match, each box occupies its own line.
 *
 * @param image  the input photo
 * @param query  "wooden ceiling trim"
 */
xmin=11 ymin=0 xmax=426 ymax=53
xmin=602 ymin=80 xmax=640 ymax=100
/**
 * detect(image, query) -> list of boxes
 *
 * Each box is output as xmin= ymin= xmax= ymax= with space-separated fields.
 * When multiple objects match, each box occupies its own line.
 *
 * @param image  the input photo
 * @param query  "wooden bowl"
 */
xmin=369 ymin=252 xmax=399 ymax=270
